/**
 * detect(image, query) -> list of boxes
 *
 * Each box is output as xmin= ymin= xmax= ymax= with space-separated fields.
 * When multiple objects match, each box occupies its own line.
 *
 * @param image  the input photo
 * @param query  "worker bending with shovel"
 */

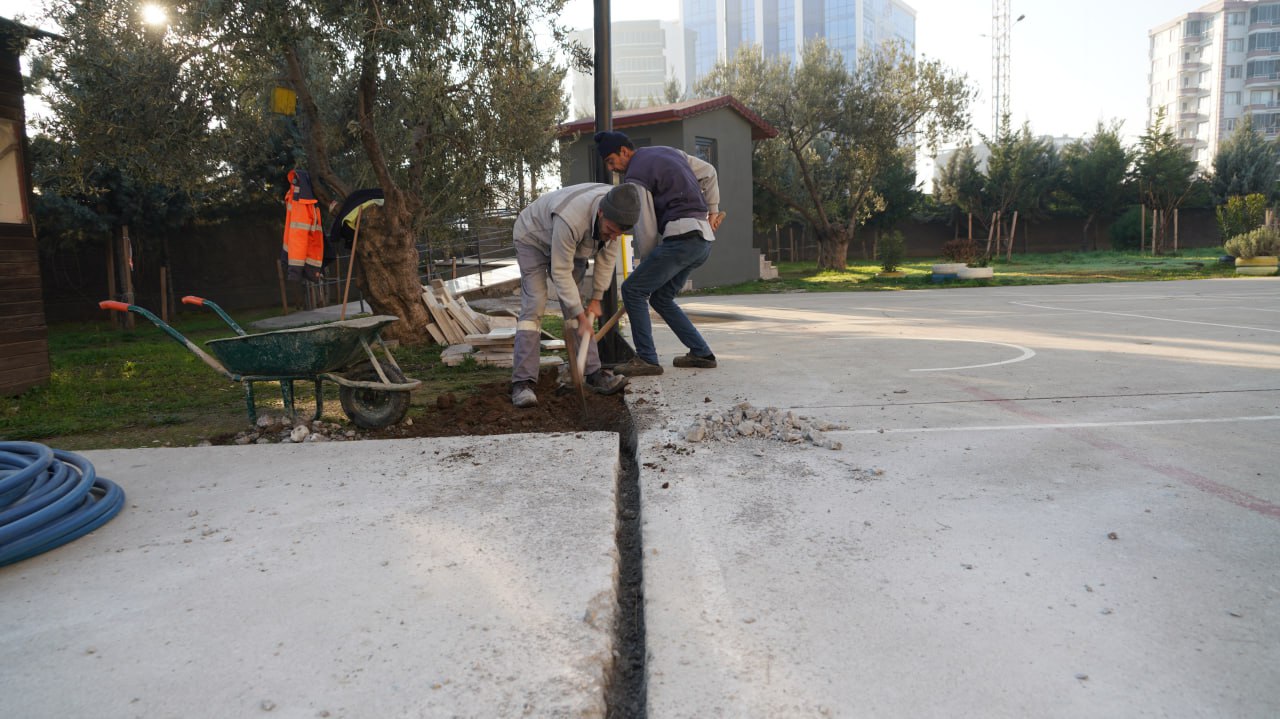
xmin=510 ymin=183 xmax=638 ymax=409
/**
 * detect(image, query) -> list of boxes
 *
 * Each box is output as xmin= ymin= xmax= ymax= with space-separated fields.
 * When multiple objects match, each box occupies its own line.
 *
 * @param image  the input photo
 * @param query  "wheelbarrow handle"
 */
xmin=181 ymin=295 xmax=246 ymax=336
xmin=97 ymin=299 xmax=236 ymax=381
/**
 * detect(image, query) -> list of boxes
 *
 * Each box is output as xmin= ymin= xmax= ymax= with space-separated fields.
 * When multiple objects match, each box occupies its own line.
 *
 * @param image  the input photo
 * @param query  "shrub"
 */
xmin=1215 ymin=194 xmax=1269 ymax=241
xmin=1109 ymin=206 xmax=1151 ymax=251
xmin=939 ymin=238 xmax=978 ymax=264
xmin=1224 ymin=226 xmax=1280 ymax=259
xmin=878 ymin=231 xmax=906 ymax=272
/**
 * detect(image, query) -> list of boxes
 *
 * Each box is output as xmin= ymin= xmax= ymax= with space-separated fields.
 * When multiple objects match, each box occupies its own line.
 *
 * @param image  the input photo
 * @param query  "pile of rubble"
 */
xmin=218 ymin=414 xmax=405 ymax=445
xmin=681 ymin=402 xmax=846 ymax=450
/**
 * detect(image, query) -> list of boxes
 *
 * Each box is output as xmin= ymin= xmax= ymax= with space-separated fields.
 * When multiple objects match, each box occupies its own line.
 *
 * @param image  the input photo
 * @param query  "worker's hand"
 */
xmin=574 ymin=312 xmax=593 ymax=339
xmin=709 ymin=211 xmax=725 ymax=232
xmin=585 ymin=299 xmax=602 ymax=322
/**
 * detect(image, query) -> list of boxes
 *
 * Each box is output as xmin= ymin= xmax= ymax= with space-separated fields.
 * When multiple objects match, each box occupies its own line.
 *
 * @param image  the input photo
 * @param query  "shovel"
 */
xmin=563 ymin=312 xmax=594 ymax=413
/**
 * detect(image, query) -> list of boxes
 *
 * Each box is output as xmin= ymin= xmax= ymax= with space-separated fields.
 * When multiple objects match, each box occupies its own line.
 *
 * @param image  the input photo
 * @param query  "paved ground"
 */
xmin=630 ymin=278 xmax=1280 ymax=718
xmin=1 ymin=434 xmax=621 ymax=718
xmin=3 ymin=278 xmax=1278 ymax=718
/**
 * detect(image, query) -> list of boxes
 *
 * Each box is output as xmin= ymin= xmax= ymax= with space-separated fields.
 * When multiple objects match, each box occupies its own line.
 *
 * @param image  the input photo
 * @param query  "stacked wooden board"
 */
xmin=425 ymin=279 xmax=566 ymax=368
xmin=439 ymin=328 xmax=565 ymax=368
xmin=420 ymin=279 xmax=492 ymax=346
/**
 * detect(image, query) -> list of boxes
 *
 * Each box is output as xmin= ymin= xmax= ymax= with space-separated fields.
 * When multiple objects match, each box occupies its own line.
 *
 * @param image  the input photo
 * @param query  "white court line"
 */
xmin=1012 ymin=301 xmax=1280 ymax=334
xmin=830 ymin=415 xmax=1280 ymax=435
xmin=832 ymin=336 xmax=1036 ymax=372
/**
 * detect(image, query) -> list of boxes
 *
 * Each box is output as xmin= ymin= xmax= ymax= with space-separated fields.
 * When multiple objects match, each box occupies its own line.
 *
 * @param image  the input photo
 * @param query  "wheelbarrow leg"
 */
xmin=243 ymin=381 xmax=258 ymax=424
xmin=281 ymin=380 xmax=297 ymax=423
xmin=312 ymin=378 xmax=324 ymax=422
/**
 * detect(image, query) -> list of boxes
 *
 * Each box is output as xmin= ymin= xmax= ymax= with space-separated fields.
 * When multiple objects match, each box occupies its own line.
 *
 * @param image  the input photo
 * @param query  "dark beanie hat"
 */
xmin=599 ymin=183 xmax=640 ymax=229
xmin=593 ymin=130 xmax=633 ymax=158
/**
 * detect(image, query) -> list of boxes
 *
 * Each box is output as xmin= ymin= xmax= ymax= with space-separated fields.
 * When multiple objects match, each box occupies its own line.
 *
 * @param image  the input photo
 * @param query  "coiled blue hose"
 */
xmin=0 ymin=441 xmax=126 ymax=567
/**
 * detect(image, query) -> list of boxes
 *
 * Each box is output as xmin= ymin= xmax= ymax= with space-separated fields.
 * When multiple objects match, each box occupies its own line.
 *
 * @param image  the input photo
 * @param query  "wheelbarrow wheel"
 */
xmin=339 ymin=361 xmax=411 ymax=430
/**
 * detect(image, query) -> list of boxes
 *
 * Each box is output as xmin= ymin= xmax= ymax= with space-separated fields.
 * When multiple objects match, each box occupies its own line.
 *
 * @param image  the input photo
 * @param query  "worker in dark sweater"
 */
xmin=594 ymin=131 xmax=724 ymax=376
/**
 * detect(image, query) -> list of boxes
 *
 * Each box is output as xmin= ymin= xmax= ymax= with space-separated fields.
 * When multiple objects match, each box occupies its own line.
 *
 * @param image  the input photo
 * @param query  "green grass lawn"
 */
xmin=1 ymin=308 xmax=510 ymax=449
xmin=0 ymin=249 xmax=1244 ymax=449
xmin=697 ymin=248 xmax=1235 ymax=295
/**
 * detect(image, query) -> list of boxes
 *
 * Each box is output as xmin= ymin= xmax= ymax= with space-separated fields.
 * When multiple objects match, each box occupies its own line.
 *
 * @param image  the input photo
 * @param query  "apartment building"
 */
xmin=684 ymin=0 xmax=917 ymax=85
xmin=1148 ymin=1 xmax=1280 ymax=169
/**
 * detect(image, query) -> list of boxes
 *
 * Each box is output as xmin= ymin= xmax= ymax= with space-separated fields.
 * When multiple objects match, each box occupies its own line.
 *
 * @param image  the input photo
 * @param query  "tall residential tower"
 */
xmin=1148 ymin=1 xmax=1280 ymax=169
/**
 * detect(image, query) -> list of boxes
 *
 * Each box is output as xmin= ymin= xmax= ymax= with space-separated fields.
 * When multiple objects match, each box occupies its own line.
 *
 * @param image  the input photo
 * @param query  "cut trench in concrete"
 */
xmin=605 ymin=409 xmax=647 ymax=719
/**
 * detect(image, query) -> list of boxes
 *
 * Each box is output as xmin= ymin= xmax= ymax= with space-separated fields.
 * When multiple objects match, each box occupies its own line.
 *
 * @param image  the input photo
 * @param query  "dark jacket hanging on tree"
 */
xmin=282 ymin=169 xmax=324 ymax=282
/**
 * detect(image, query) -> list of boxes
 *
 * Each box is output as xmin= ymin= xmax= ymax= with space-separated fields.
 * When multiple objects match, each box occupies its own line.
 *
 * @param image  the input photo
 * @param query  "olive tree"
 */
xmin=189 ymin=0 xmax=572 ymax=343
xmin=699 ymin=40 xmax=970 ymax=269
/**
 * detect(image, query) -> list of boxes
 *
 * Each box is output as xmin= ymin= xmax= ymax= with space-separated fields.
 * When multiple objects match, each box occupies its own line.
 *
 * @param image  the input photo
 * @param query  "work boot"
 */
xmin=511 ymin=381 xmax=537 ymax=409
xmin=673 ymin=352 xmax=717 ymax=369
xmin=614 ymin=357 xmax=664 ymax=376
xmin=586 ymin=369 xmax=629 ymax=395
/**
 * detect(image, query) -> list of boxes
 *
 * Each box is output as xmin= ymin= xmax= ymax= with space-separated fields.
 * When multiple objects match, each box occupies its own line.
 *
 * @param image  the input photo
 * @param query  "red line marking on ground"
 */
xmin=962 ymin=386 xmax=1280 ymax=520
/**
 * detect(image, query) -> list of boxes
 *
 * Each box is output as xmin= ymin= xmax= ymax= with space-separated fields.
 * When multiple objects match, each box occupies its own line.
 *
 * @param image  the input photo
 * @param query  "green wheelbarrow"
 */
xmin=99 ymin=296 xmax=422 ymax=430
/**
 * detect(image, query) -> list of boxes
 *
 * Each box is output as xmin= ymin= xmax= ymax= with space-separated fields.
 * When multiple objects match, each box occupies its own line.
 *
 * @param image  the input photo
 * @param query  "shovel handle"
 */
xmin=575 ymin=311 xmax=594 ymax=378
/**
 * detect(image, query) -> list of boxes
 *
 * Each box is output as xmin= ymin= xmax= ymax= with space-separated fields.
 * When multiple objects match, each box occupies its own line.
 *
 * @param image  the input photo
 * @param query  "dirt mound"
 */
xmin=367 ymin=368 xmax=631 ymax=439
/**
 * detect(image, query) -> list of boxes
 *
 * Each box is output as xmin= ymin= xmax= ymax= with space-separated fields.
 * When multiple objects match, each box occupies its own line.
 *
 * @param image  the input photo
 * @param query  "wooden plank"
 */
xmin=439 ymin=343 xmax=473 ymax=366
xmin=0 ymin=327 xmax=48 ymax=345
xmin=486 ymin=315 xmax=517 ymax=330
xmin=464 ymin=327 xmax=517 ymax=343
xmin=444 ymin=295 xmax=482 ymax=336
xmin=0 ymin=349 xmax=49 ymax=373
xmin=0 ymin=364 xmax=51 ymax=396
xmin=0 ymin=339 xmax=48 ymax=357
xmin=427 ymin=291 xmax=468 ymax=344
xmin=421 ymin=291 xmax=465 ymax=345
xmin=425 ymin=322 xmax=447 ymax=345
xmin=0 ymin=300 xmax=44 ymax=318
xmin=0 ymin=261 xmax=39 ymax=278
xmin=0 ymin=313 xmax=46 ymax=330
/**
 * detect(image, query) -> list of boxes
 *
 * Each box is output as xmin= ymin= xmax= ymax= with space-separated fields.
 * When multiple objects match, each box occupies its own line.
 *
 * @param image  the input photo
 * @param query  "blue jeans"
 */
xmin=621 ymin=233 xmax=713 ymax=364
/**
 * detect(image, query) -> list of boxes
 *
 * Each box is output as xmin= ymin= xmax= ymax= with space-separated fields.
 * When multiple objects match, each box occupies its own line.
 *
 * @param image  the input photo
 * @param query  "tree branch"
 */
xmin=284 ymin=46 xmax=349 ymax=204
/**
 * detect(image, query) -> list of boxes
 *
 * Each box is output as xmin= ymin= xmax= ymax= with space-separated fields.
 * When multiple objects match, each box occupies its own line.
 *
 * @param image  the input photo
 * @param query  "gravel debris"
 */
xmin=681 ymin=402 xmax=847 ymax=450
xmin=230 ymin=415 xmax=366 ymax=445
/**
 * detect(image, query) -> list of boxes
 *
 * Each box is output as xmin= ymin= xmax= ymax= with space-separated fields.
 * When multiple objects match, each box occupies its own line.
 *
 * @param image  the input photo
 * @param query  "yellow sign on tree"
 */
xmin=271 ymin=86 xmax=297 ymax=115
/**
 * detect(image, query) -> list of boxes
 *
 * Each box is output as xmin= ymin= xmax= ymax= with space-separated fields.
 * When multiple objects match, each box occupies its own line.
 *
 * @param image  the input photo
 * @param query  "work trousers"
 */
xmin=512 ymin=242 xmax=602 ymax=385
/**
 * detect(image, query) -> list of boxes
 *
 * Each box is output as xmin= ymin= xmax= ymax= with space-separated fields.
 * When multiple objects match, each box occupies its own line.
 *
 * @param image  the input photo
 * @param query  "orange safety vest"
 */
xmin=282 ymin=169 xmax=324 ymax=282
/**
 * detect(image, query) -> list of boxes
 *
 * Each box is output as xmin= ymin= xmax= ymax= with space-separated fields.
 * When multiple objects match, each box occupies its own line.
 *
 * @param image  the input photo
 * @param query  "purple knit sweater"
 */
xmin=623 ymin=146 xmax=707 ymax=234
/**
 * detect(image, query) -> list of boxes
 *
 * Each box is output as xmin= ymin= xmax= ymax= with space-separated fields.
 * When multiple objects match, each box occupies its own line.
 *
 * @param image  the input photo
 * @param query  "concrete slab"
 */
xmin=630 ymin=279 xmax=1280 ymax=717
xmin=0 ymin=433 xmax=621 ymax=718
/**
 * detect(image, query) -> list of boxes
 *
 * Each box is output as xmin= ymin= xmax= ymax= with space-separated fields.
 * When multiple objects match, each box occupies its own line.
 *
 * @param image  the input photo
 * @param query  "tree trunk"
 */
xmin=816 ymin=230 xmax=850 ymax=270
xmin=354 ymin=204 xmax=434 ymax=345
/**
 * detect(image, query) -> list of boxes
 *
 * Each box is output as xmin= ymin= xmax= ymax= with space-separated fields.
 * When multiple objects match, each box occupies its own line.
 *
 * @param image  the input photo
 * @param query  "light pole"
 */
xmin=991 ymin=1 xmax=1025 ymax=136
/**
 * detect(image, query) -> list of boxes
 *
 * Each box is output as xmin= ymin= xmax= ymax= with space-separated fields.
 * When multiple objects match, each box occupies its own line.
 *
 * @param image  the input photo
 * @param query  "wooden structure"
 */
xmin=0 ymin=19 xmax=53 ymax=397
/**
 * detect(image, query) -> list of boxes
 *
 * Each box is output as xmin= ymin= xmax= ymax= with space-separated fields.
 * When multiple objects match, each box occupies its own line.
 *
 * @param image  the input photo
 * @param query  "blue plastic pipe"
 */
xmin=0 ymin=441 xmax=126 ymax=567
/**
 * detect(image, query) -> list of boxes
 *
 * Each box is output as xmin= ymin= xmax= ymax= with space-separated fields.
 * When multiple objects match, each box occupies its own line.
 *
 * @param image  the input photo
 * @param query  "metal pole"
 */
xmin=594 ymin=0 xmax=635 ymax=365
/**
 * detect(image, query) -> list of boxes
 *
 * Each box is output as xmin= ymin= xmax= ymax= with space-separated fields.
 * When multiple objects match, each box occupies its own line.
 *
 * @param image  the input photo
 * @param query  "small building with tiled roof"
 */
xmin=557 ymin=95 xmax=778 ymax=289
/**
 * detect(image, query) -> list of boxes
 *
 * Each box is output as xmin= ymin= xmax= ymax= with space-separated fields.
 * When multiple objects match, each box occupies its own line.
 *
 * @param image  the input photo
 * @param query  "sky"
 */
xmin=1 ymin=0 xmax=1185 ymax=156
xmin=560 ymin=0 xmax=1188 ymax=149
